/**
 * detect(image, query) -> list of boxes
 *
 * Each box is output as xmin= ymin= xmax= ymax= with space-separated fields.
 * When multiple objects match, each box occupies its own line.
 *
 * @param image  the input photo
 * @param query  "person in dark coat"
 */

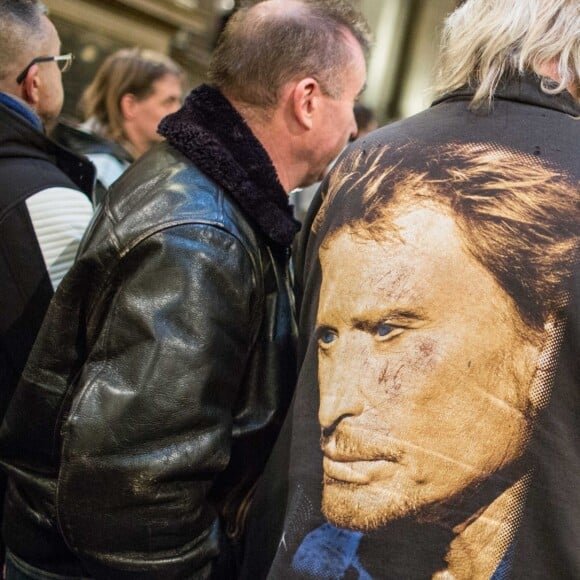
xmin=0 ymin=1 xmax=370 ymax=578
xmin=241 ymin=0 xmax=580 ymax=578
xmin=0 ymin=0 xmax=94 ymax=570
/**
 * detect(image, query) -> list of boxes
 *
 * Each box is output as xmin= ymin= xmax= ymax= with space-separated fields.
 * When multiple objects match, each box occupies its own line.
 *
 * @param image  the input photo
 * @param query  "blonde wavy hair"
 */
xmin=435 ymin=0 xmax=579 ymax=109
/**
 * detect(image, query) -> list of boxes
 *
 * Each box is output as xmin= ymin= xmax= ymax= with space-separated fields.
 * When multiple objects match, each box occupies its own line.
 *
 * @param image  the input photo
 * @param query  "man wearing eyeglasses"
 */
xmin=0 ymin=1 xmax=94 ymax=574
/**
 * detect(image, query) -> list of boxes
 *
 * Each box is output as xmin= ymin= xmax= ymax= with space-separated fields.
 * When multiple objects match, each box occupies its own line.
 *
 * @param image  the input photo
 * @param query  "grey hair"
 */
xmin=0 ymin=0 xmax=48 ymax=82
xmin=435 ymin=0 xmax=580 ymax=109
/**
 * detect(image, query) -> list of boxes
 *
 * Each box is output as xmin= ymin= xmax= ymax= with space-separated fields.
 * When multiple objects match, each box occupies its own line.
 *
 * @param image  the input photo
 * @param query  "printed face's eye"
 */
xmin=317 ymin=327 xmax=338 ymax=350
xmin=375 ymin=322 xmax=395 ymax=339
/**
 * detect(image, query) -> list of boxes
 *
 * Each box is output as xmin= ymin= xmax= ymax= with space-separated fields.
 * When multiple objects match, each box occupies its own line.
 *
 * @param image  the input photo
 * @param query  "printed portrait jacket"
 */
xmin=242 ymin=74 xmax=580 ymax=580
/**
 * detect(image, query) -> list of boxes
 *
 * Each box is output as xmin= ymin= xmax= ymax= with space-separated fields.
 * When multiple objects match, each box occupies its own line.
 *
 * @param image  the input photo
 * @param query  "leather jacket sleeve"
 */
xmin=56 ymin=223 xmax=261 ymax=579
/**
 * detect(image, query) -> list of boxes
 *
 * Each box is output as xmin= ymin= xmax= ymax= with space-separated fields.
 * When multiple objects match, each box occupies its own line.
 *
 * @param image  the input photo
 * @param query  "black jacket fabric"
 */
xmin=0 ymin=102 xmax=94 ymax=416
xmin=0 ymin=85 xmax=300 ymax=578
xmin=51 ymin=120 xmax=132 ymax=165
xmin=51 ymin=120 xmax=133 ymax=205
xmin=0 ymin=98 xmax=94 ymax=571
xmin=242 ymin=75 xmax=580 ymax=579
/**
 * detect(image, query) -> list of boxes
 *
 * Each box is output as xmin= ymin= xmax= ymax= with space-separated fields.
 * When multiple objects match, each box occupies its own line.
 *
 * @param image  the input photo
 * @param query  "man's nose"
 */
xmin=318 ymin=348 xmax=365 ymax=430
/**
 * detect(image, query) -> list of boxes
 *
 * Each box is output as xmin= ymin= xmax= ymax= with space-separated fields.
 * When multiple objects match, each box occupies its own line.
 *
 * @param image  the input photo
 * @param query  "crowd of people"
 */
xmin=0 ymin=0 xmax=577 ymax=578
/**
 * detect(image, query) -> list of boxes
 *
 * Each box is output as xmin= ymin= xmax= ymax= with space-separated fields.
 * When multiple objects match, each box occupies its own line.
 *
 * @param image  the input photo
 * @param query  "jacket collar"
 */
xmin=158 ymin=84 xmax=300 ymax=248
xmin=432 ymin=73 xmax=580 ymax=118
xmin=0 ymin=92 xmax=43 ymax=131
xmin=0 ymin=99 xmax=96 ymax=197
xmin=53 ymin=120 xmax=134 ymax=162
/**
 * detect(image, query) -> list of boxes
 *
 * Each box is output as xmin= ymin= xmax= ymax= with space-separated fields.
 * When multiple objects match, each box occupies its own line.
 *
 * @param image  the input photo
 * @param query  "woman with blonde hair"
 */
xmin=55 ymin=47 xmax=183 ymax=203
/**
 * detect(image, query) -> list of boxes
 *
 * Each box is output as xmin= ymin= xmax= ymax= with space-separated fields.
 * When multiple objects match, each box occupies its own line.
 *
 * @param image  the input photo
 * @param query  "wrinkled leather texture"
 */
xmin=0 ymin=142 xmax=297 ymax=579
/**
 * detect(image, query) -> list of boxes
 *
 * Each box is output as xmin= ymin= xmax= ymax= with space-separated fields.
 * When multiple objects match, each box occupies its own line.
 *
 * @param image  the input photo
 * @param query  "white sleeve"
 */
xmin=25 ymin=187 xmax=94 ymax=290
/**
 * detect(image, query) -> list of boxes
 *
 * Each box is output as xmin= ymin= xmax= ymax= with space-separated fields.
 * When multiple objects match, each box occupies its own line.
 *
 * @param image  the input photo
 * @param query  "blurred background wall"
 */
xmin=44 ymin=0 xmax=459 ymax=124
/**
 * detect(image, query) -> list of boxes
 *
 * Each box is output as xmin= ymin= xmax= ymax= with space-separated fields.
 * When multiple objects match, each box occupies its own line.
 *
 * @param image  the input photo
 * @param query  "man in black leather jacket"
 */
xmin=0 ymin=1 xmax=370 ymax=578
xmin=0 ymin=0 xmax=95 ymax=573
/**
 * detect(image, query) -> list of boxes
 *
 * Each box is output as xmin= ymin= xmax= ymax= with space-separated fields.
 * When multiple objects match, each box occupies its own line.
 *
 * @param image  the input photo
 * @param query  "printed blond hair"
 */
xmin=315 ymin=142 xmax=579 ymax=330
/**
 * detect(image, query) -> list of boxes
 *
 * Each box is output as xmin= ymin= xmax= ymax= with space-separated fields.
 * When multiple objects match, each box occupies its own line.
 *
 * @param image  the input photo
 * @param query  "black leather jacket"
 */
xmin=0 ymin=86 xmax=300 ymax=579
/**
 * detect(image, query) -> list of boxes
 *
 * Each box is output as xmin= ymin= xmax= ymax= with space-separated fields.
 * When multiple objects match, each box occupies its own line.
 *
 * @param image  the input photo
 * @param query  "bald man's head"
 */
xmin=208 ymin=0 xmax=370 ymax=108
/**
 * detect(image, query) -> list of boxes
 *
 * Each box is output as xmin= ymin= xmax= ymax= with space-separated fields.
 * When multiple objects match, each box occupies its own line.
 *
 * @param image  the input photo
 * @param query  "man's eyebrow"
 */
xmin=352 ymin=308 xmax=428 ymax=331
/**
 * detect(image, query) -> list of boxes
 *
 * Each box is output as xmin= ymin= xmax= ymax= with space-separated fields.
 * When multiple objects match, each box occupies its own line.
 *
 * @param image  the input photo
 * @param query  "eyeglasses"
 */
xmin=16 ymin=53 xmax=74 ymax=84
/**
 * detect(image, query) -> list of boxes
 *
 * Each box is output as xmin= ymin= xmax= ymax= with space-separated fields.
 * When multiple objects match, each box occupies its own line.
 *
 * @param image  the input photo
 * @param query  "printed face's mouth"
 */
xmin=322 ymin=448 xmax=401 ymax=462
xmin=322 ymin=454 xmax=400 ymax=485
xmin=321 ymin=431 xmax=402 ymax=462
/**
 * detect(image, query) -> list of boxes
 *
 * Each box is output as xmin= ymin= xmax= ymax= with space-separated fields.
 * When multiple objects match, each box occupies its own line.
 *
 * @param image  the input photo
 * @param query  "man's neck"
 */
xmin=225 ymin=94 xmax=298 ymax=194
xmin=535 ymin=61 xmax=579 ymax=99
xmin=120 ymin=127 xmax=147 ymax=160
xmin=251 ymin=126 xmax=293 ymax=193
xmin=439 ymin=474 xmax=530 ymax=579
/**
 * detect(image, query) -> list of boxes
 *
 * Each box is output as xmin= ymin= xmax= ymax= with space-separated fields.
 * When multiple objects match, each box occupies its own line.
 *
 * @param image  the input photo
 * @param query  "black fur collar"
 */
xmin=158 ymin=84 xmax=300 ymax=247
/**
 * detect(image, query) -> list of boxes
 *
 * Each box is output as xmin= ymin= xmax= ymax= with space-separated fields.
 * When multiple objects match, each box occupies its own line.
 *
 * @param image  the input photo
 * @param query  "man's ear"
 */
xmin=20 ymin=64 xmax=41 ymax=109
xmin=292 ymin=77 xmax=320 ymax=130
xmin=120 ymin=93 xmax=138 ymax=121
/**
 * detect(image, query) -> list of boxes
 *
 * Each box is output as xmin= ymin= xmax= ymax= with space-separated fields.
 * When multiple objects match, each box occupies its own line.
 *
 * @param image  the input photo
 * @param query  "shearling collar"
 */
xmin=158 ymin=84 xmax=300 ymax=247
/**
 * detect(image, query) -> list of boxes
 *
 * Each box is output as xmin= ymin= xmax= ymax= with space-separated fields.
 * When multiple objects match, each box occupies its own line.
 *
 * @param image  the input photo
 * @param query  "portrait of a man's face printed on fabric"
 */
xmin=285 ymin=143 xmax=578 ymax=579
